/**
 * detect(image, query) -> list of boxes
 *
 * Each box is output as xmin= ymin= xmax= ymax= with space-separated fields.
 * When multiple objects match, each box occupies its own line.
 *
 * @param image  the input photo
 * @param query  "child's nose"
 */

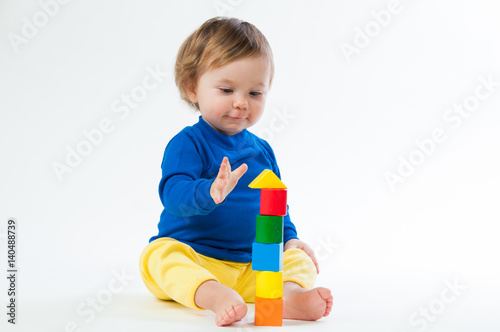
xmin=233 ymin=94 xmax=249 ymax=110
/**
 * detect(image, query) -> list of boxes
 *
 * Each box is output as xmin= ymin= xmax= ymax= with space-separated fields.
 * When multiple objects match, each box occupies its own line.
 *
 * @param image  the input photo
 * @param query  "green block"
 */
xmin=256 ymin=215 xmax=283 ymax=244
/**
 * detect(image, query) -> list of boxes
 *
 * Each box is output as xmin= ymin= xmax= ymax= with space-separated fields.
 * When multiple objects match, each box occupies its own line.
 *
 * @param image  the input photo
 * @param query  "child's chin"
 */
xmin=221 ymin=126 xmax=245 ymax=135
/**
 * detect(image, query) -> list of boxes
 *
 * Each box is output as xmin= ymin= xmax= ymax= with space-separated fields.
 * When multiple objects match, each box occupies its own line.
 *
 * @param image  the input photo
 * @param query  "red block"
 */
xmin=260 ymin=189 xmax=287 ymax=216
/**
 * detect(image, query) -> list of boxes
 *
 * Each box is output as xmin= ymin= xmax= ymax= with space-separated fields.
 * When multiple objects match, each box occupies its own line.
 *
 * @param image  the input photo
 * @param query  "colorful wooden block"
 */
xmin=255 ymin=296 xmax=283 ymax=326
xmin=248 ymin=169 xmax=287 ymax=189
xmin=260 ymin=189 xmax=287 ymax=216
xmin=252 ymin=242 xmax=283 ymax=272
xmin=256 ymin=215 xmax=283 ymax=244
xmin=256 ymin=271 xmax=283 ymax=298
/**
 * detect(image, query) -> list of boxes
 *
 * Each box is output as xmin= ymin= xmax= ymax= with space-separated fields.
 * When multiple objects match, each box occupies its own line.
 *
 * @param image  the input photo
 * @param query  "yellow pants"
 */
xmin=139 ymin=237 xmax=317 ymax=309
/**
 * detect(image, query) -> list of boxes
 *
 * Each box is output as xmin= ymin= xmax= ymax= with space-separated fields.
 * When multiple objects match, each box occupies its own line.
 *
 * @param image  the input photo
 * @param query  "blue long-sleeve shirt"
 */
xmin=150 ymin=116 xmax=298 ymax=262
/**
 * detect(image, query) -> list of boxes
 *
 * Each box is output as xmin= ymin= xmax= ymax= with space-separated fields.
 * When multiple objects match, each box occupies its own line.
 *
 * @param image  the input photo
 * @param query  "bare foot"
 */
xmin=217 ymin=303 xmax=248 ymax=327
xmin=194 ymin=280 xmax=248 ymax=326
xmin=282 ymin=282 xmax=333 ymax=320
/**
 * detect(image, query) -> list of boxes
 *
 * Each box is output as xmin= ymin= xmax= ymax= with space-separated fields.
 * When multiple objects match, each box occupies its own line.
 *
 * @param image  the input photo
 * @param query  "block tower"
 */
xmin=249 ymin=169 xmax=287 ymax=326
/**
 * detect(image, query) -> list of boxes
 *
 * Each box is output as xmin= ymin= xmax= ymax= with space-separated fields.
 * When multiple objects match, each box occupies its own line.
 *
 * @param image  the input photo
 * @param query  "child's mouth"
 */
xmin=226 ymin=116 xmax=245 ymax=121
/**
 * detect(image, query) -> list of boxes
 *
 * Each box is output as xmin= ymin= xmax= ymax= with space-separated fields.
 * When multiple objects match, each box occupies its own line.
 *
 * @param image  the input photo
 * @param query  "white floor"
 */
xmin=5 ymin=270 xmax=499 ymax=332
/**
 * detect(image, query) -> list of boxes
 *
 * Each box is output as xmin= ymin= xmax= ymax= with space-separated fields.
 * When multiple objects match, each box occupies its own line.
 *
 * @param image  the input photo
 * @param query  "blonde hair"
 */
xmin=174 ymin=17 xmax=274 ymax=110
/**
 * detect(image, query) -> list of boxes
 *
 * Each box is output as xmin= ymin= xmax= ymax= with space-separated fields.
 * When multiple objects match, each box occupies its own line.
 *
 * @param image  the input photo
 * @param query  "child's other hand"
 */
xmin=210 ymin=157 xmax=248 ymax=204
xmin=284 ymin=239 xmax=320 ymax=274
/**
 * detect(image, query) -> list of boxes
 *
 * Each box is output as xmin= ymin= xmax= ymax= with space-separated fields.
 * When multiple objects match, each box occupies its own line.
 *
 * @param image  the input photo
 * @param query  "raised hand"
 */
xmin=210 ymin=157 xmax=248 ymax=204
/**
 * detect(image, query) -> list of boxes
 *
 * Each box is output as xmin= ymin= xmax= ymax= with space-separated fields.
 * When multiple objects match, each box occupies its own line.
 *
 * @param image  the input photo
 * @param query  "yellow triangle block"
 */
xmin=248 ymin=169 xmax=287 ymax=189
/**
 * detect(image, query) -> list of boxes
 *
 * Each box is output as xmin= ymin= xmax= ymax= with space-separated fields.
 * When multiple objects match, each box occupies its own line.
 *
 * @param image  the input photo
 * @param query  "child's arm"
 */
xmin=159 ymin=133 xmax=247 ymax=216
xmin=159 ymin=134 xmax=219 ymax=216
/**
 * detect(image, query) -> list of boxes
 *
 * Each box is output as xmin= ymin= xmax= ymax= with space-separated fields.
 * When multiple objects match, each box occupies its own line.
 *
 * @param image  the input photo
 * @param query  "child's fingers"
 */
xmin=219 ymin=157 xmax=230 ymax=179
xmin=224 ymin=158 xmax=232 ymax=179
xmin=215 ymin=178 xmax=227 ymax=192
xmin=232 ymin=163 xmax=248 ymax=180
xmin=210 ymin=179 xmax=224 ymax=204
xmin=303 ymin=245 xmax=320 ymax=274
xmin=312 ymin=256 xmax=320 ymax=274
xmin=214 ymin=158 xmax=247 ymax=204
xmin=211 ymin=159 xmax=233 ymax=204
xmin=287 ymin=240 xmax=320 ymax=274
xmin=217 ymin=159 xmax=228 ymax=180
xmin=214 ymin=182 xmax=226 ymax=204
xmin=211 ymin=158 xmax=230 ymax=204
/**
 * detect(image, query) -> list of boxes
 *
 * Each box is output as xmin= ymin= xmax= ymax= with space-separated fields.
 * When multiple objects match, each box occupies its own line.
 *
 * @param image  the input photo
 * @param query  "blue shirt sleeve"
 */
xmin=158 ymin=131 xmax=220 ymax=217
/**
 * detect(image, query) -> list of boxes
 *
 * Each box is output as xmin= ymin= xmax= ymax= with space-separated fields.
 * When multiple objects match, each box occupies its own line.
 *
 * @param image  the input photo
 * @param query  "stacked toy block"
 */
xmin=249 ymin=169 xmax=287 ymax=326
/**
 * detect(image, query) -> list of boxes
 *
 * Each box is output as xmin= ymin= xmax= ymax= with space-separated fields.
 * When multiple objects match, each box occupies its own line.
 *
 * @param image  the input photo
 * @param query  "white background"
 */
xmin=1 ymin=0 xmax=499 ymax=331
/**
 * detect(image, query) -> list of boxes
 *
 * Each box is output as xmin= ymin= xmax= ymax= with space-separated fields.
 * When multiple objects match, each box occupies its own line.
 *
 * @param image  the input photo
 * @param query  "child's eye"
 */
xmin=250 ymin=91 xmax=261 ymax=96
xmin=220 ymin=88 xmax=232 ymax=93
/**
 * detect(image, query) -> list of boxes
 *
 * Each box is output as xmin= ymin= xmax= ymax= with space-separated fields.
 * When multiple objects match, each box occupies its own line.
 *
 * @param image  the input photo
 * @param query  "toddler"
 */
xmin=139 ymin=17 xmax=333 ymax=326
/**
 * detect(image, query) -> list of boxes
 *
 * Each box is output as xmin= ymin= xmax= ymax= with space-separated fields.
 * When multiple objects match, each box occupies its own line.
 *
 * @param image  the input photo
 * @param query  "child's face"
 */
xmin=188 ymin=56 xmax=271 ymax=136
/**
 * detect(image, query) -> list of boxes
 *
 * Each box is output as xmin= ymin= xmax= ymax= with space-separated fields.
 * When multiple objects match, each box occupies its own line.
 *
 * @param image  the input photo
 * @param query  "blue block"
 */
xmin=252 ymin=242 xmax=283 ymax=272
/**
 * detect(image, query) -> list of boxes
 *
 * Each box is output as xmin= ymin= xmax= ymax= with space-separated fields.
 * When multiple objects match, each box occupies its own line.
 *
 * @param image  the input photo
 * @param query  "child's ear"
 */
xmin=186 ymin=79 xmax=198 ymax=104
